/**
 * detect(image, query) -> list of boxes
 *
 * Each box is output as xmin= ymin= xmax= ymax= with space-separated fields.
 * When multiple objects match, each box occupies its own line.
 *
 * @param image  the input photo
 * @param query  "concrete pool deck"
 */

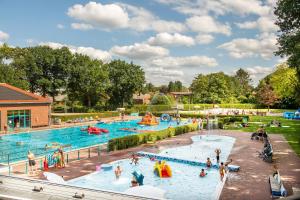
xmin=4 ymin=130 xmax=300 ymax=200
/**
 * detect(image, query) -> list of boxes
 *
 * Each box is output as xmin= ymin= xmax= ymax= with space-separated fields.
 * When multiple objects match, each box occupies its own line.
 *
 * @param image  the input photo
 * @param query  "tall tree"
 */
xmin=67 ymin=54 xmax=109 ymax=107
xmin=274 ymin=0 xmax=300 ymax=106
xmin=256 ymin=81 xmax=279 ymax=111
xmin=0 ymin=44 xmax=28 ymax=89
xmin=234 ymin=68 xmax=252 ymax=92
xmin=106 ymin=60 xmax=145 ymax=109
xmin=191 ymin=72 xmax=237 ymax=103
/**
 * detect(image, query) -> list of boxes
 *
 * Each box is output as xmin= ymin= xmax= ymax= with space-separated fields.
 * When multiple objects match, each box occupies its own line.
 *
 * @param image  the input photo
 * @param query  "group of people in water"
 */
xmin=114 ymin=153 xmax=140 ymax=187
xmin=200 ymin=148 xmax=232 ymax=181
xmin=113 ymin=148 xmax=231 ymax=187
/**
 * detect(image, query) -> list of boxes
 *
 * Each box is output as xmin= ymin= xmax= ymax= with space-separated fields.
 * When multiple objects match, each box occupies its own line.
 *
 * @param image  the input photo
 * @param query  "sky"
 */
xmin=0 ymin=0 xmax=284 ymax=86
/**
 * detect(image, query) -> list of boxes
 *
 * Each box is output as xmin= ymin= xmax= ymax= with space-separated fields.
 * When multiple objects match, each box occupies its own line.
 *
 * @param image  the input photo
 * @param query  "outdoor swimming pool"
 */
xmin=68 ymin=135 xmax=236 ymax=200
xmin=0 ymin=119 xmax=186 ymax=163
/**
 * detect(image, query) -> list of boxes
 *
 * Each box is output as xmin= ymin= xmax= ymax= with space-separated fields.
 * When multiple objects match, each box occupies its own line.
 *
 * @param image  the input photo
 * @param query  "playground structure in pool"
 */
xmin=154 ymin=160 xmax=172 ymax=178
xmin=138 ymin=112 xmax=159 ymax=126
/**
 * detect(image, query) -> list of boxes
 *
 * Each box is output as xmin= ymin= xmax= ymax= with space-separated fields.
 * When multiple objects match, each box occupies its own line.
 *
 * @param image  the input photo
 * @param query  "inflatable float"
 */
xmin=154 ymin=161 xmax=172 ymax=178
xmin=160 ymin=114 xmax=171 ymax=122
xmin=86 ymin=127 xmax=109 ymax=135
xmin=138 ymin=113 xmax=159 ymax=126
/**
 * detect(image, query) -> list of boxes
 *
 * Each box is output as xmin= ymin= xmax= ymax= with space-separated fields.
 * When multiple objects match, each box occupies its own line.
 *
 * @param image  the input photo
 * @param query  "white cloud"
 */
xmin=145 ymin=67 xmax=184 ymax=84
xmin=236 ymin=17 xmax=278 ymax=33
xmin=151 ymin=20 xmax=186 ymax=33
xmin=218 ymin=33 xmax=277 ymax=59
xmin=117 ymin=3 xmax=187 ymax=33
xmin=156 ymin=0 xmax=270 ymax=16
xmin=0 ymin=30 xmax=9 ymax=41
xmin=236 ymin=21 xmax=257 ymax=29
xmin=196 ymin=34 xmax=214 ymax=44
xmin=246 ymin=66 xmax=274 ymax=75
xmin=147 ymin=32 xmax=195 ymax=47
xmin=67 ymin=2 xmax=186 ymax=33
xmin=39 ymin=42 xmax=111 ymax=62
xmin=57 ymin=24 xmax=65 ymax=29
xmin=67 ymin=1 xmax=129 ymax=30
xmin=71 ymin=23 xmax=94 ymax=30
xmin=110 ymin=43 xmax=169 ymax=60
xmin=150 ymin=55 xmax=218 ymax=68
xmin=186 ymin=15 xmax=231 ymax=36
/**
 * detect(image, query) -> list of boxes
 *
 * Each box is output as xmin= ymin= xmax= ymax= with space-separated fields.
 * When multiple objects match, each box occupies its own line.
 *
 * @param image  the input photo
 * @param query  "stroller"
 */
xmin=258 ymin=141 xmax=273 ymax=163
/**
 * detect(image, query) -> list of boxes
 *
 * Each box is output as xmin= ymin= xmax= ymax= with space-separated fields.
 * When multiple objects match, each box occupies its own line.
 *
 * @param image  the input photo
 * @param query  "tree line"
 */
xmin=0 ymin=44 xmax=145 ymax=110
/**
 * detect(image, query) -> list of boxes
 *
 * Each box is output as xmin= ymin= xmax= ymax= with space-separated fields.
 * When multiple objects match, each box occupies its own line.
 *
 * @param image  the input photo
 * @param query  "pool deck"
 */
xmin=6 ymin=129 xmax=300 ymax=200
xmin=0 ymin=115 xmax=140 ymax=135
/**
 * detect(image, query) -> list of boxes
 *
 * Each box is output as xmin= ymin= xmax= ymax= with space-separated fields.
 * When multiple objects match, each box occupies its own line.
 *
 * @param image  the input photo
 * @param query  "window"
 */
xmin=7 ymin=110 xmax=31 ymax=129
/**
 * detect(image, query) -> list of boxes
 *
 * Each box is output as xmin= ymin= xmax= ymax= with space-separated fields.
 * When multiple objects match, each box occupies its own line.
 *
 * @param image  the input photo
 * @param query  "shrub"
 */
xmin=108 ymin=123 xmax=198 ymax=151
xmin=51 ymin=111 xmax=119 ymax=122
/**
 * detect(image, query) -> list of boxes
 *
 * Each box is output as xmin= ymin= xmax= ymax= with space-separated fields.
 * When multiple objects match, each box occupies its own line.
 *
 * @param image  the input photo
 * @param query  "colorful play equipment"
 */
xmin=138 ymin=112 xmax=159 ymax=126
xmin=283 ymin=109 xmax=300 ymax=120
xmin=154 ymin=161 xmax=172 ymax=178
xmin=160 ymin=114 xmax=171 ymax=122
xmin=132 ymin=171 xmax=144 ymax=185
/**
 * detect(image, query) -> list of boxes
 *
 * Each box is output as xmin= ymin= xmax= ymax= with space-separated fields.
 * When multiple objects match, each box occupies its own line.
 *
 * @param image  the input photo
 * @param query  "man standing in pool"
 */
xmin=215 ymin=148 xmax=221 ymax=163
xmin=114 ymin=165 xmax=122 ymax=179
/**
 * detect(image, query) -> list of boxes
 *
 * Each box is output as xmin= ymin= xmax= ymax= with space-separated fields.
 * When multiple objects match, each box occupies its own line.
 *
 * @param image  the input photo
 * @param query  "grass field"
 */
xmin=225 ymin=116 xmax=300 ymax=156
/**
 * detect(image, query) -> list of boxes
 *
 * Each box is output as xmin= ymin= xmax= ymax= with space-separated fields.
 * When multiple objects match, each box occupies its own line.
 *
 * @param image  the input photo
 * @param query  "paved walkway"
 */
xmin=217 ymin=131 xmax=300 ymax=200
xmin=9 ymin=130 xmax=300 ymax=200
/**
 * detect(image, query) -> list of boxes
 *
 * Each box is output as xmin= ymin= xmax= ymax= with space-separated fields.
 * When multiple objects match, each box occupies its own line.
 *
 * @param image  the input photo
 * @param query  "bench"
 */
xmin=269 ymin=171 xmax=287 ymax=198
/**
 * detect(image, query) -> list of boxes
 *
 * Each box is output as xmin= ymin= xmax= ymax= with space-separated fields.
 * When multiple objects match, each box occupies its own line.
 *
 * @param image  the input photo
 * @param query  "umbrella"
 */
xmin=43 ymin=172 xmax=66 ymax=184
xmin=125 ymin=185 xmax=165 ymax=199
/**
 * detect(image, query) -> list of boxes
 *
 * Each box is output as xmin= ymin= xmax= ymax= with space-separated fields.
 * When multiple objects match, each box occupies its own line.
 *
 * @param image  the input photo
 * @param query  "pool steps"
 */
xmin=137 ymin=151 xmax=220 ymax=169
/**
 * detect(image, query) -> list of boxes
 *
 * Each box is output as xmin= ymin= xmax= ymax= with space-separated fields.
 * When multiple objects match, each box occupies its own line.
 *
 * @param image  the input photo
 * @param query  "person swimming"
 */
xmin=200 ymin=169 xmax=207 ymax=177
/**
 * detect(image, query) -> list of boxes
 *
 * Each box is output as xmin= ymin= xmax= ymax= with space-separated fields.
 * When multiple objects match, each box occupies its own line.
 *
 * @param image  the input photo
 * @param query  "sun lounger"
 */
xmin=269 ymin=171 xmax=287 ymax=198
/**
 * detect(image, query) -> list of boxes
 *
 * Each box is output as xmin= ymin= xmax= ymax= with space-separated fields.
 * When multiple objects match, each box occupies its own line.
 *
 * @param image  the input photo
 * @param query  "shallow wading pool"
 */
xmin=68 ymin=135 xmax=236 ymax=200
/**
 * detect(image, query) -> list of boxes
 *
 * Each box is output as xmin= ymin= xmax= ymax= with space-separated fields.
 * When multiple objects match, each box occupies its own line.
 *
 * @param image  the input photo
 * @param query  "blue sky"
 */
xmin=0 ymin=0 xmax=283 ymax=85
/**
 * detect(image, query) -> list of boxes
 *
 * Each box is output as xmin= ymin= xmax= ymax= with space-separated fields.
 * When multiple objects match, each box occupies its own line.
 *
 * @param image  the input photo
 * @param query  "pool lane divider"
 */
xmin=137 ymin=151 xmax=220 ymax=169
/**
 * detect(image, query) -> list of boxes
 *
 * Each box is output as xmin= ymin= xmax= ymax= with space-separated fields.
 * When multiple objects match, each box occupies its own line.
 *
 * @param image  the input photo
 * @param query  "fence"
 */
xmin=2 ymin=144 xmax=105 ymax=176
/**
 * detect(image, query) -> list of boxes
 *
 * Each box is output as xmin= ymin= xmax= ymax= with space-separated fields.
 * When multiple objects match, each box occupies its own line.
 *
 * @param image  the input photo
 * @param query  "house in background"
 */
xmin=133 ymin=93 xmax=151 ymax=105
xmin=0 ymin=83 xmax=52 ymax=132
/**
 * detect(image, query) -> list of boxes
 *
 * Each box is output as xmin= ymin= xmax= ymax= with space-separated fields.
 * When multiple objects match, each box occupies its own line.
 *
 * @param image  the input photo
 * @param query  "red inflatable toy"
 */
xmin=87 ymin=127 xmax=109 ymax=135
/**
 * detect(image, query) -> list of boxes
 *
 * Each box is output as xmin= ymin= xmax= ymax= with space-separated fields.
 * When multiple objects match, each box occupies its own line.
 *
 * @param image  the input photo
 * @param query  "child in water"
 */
xmin=206 ymin=157 xmax=212 ymax=168
xmin=200 ymin=169 xmax=207 ymax=177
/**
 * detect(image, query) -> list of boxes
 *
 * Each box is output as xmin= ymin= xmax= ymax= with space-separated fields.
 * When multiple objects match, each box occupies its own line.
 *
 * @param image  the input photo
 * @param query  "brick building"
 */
xmin=0 ymin=83 xmax=52 ymax=132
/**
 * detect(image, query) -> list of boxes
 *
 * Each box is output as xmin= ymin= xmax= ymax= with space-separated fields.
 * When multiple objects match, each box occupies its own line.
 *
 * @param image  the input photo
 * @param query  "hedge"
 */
xmin=128 ymin=104 xmax=261 ymax=113
xmin=128 ymin=105 xmax=172 ymax=113
xmin=183 ymin=104 xmax=259 ymax=110
xmin=108 ymin=123 xmax=199 ymax=151
xmin=51 ymin=111 xmax=119 ymax=122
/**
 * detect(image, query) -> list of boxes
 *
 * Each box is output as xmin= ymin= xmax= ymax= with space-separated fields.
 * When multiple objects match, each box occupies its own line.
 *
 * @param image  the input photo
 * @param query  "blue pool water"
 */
xmin=68 ymin=135 xmax=235 ymax=200
xmin=0 ymin=119 xmax=186 ymax=163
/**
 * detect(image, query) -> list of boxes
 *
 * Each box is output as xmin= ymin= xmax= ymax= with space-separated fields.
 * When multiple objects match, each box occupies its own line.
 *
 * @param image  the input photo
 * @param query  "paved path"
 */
xmin=218 ymin=130 xmax=300 ymax=200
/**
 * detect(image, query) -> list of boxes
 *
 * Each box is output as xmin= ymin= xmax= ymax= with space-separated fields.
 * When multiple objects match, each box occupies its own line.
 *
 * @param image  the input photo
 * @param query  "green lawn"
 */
xmin=225 ymin=116 xmax=300 ymax=156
